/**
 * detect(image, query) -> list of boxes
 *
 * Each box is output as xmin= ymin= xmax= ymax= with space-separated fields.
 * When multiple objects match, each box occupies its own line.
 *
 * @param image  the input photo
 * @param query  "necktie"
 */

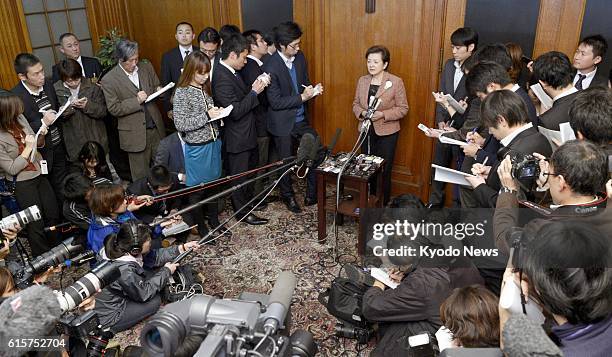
xmin=184 ymin=50 xmax=190 ymax=58
xmin=575 ymin=74 xmax=586 ymax=90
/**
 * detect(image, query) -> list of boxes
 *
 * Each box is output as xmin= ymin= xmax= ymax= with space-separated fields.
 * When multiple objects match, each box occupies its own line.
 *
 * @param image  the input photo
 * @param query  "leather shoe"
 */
xmin=282 ymin=196 xmax=302 ymax=213
xmin=304 ymin=197 xmax=318 ymax=206
xmin=243 ymin=213 xmax=269 ymax=225
xmin=345 ymin=264 xmax=375 ymax=287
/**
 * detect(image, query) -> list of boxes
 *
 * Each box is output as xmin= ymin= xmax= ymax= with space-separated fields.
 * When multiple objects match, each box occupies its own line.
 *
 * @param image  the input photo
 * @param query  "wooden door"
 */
xmin=295 ymin=0 xmax=446 ymax=202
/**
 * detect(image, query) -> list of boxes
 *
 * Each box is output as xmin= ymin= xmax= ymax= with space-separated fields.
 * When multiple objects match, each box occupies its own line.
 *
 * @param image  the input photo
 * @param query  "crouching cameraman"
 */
xmin=494 ymin=140 xmax=611 ymax=254
xmin=361 ymin=233 xmax=481 ymax=356
xmin=95 ymin=220 xmax=200 ymax=333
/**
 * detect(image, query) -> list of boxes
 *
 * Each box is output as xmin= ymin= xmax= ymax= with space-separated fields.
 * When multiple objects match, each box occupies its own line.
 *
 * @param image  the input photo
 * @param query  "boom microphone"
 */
xmin=502 ymin=313 xmax=562 ymax=356
xmin=264 ymin=271 xmax=297 ymax=333
xmin=296 ymin=133 xmax=316 ymax=165
xmin=0 ymin=285 xmax=62 ymax=356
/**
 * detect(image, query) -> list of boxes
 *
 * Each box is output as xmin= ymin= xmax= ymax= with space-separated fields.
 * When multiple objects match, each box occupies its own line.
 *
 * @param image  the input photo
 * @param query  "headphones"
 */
xmin=126 ymin=221 xmax=142 ymax=255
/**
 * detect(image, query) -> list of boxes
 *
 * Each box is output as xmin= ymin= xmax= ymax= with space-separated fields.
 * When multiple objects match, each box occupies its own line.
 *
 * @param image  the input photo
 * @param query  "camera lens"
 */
xmin=146 ymin=328 xmax=163 ymax=349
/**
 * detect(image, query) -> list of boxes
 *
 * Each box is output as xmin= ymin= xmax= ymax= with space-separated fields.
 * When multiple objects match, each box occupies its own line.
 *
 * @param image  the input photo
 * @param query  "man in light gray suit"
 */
xmin=101 ymin=39 xmax=166 ymax=181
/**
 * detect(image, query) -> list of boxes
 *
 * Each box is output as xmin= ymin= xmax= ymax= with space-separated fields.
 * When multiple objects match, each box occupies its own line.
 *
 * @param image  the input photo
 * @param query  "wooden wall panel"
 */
xmin=295 ymin=0 xmax=446 ymax=200
xmin=0 ymin=0 xmax=31 ymax=89
xmin=86 ymin=0 xmax=132 ymax=52
xmin=533 ymin=0 xmax=586 ymax=58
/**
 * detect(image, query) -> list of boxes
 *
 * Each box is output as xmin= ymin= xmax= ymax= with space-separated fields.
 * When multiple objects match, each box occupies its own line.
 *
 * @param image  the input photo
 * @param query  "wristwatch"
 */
xmin=500 ymin=186 xmax=517 ymax=194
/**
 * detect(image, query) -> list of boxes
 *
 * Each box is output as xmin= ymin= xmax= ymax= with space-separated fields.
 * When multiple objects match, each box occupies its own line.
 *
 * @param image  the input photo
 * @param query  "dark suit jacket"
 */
xmin=539 ymin=91 xmax=579 ymax=130
xmin=515 ymin=86 xmax=539 ymax=128
xmin=11 ymin=80 xmax=60 ymax=149
xmin=240 ymin=57 xmax=269 ymax=137
xmin=473 ymin=126 xmax=553 ymax=208
xmin=160 ymin=46 xmax=199 ymax=111
xmin=52 ymin=56 xmax=103 ymax=83
xmin=154 ymin=132 xmax=185 ymax=174
xmin=588 ymin=67 xmax=609 ymax=88
xmin=436 ymin=59 xmax=468 ymax=124
xmin=101 ymin=61 xmax=166 ymax=152
xmin=211 ymin=61 xmax=259 ymax=153
xmin=261 ymin=51 xmax=311 ymax=137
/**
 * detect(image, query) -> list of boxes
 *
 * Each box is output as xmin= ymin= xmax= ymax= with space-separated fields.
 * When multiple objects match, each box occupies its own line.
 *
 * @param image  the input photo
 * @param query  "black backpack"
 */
xmin=318 ymin=276 xmax=369 ymax=327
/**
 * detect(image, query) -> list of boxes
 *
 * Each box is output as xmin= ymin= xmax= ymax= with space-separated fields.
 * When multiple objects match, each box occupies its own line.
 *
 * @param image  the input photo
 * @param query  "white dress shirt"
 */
xmin=179 ymin=45 xmax=193 ymax=60
xmin=500 ymin=122 xmax=533 ymax=147
xmin=572 ymin=68 xmax=598 ymax=89
xmin=247 ymin=54 xmax=263 ymax=67
xmin=278 ymin=51 xmax=295 ymax=70
xmin=120 ymin=64 xmax=140 ymax=88
xmin=453 ymin=60 xmax=463 ymax=92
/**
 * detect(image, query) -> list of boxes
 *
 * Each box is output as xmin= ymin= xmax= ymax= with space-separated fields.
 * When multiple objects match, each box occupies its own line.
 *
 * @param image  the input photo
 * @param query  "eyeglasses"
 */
xmin=201 ymin=49 xmax=217 ymax=55
xmin=287 ymin=42 xmax=301 ymax=50
xmin=541 ymin=171 xmax=562 ymax=185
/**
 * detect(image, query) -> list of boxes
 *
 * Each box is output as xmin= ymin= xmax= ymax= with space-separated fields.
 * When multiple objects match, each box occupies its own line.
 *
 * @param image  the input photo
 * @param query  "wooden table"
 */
xmin=315 ymin=161 xmax=384 ymax=255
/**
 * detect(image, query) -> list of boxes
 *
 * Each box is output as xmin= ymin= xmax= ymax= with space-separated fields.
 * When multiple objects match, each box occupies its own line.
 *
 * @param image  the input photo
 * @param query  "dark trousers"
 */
xmin=362 ymin=130 xmax=399 ymax=205
xmin=41 ymin=142 xmax=68 ymax=207
xmin=428 ymin=141 xmax=463 ymax=206
xmin=272 ymin=121 xmax=318 ymax=200
xmin=14 ymin=176 xmax=60 ymax=256
xmin=187 ymin=188 xmax=220 ymax=237
xmin=111 ymin=295 xmax=162 ymax=333
xmin=253 ymin=136 xmax=270 ymax=195
xmin=227 ymin=148 xmax=258 ymax=216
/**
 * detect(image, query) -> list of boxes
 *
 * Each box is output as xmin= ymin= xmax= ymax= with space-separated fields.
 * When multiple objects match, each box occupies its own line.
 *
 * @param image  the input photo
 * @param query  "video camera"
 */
xmin=9 ymin=236 xmax=85 ymax=289
xmin=140 ymin=271 xmax=317 ymax=357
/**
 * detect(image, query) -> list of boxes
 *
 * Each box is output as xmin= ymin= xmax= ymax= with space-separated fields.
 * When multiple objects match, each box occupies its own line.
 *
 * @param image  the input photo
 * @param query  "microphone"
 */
xmin=58 ymin=250 xmax=95 ymax=269
xmin=263 ymin=271 xmax=296 ymax=333
xmin=296 ymin=133 xmax=316 ymax=165
xmin=325 ymin=128 xmax=342 ymax=156
xmin=0 ymin=285 xmax=62 ymax=353
xmin=502 ymin=313 xmax=562 ymax=356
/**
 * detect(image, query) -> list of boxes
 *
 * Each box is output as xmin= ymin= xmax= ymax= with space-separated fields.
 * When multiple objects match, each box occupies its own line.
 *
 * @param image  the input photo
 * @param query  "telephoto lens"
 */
xmin=12 ymin=237 xmax=85 ymax=289
xmin=55 ymin=260 xmax=121 ymax=312
xmin=0 ymin=205 xmax=42 ymax=230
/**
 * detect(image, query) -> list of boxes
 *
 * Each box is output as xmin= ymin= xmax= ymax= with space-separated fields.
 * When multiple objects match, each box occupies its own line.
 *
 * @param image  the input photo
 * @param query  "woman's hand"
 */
xmin=24 ymin=134 xmax=36 ymax=149
xmin=127 ymin=195 xmax=152 ymax=211
xmin=207 ymin=106 xmax=223 ymax=119
xmin=371 ymin=111 xmax=384 ymax=121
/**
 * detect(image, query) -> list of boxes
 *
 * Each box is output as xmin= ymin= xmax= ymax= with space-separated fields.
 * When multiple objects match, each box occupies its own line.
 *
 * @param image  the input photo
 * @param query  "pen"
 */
xmin=467 ymin=127 xmax=478 ymax=143
xmin=482 ymin=156 xmax=489 ymax=166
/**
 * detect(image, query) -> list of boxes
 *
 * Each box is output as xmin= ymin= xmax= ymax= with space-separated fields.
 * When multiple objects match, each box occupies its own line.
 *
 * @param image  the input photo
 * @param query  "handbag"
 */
xmin=318 ymin=276 xmax=369 ymax=327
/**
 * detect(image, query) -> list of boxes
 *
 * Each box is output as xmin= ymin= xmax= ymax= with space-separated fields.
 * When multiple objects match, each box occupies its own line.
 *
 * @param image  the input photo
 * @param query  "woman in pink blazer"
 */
xmin=352 ymin=45 xmax=409 ymax=204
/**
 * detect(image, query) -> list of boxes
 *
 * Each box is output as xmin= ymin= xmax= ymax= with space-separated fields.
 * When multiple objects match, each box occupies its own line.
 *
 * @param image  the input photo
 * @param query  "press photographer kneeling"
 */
xmin=95 ymin=219 xmax=200 ymax=333
xmin=493 ymin=139 xmax=611 ymax=254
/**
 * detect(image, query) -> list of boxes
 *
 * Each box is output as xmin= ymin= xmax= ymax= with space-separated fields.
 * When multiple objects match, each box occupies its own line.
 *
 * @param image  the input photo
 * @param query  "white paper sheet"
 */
xmin=207 ymin=105 xmax=234 ymax=122
xmin=370 ymin=268 xmax=398 ymax=289
xmin=444 ymin=94 xmax=466 ymax=114
xmin=432 ymin=164 xmax=477 ymax=186
xmin=439 ymin=134 xmax=468 ymax=146
xmin=529 ymin=83 xmax=553 ymax=110
xmin=144 ymin=82 xmax=175 ymax=103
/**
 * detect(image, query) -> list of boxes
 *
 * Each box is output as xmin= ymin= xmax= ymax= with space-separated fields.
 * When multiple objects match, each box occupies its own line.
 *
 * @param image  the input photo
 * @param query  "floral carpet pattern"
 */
xmin=49 ymin=185 xmax=372 ymax=356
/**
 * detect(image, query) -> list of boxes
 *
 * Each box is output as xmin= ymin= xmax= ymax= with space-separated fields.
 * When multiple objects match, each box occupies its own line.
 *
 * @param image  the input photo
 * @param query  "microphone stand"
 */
xmin=330 ymin=98 xmax=380 ymax=262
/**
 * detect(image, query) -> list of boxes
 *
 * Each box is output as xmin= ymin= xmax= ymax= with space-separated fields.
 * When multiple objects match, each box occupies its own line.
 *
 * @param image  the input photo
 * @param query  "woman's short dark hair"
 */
xmin=274 ymin=21 xmax=302 ymax=48
xmin=521 ymin=221 xmax=612 ymax=325
xmin=88 ymin=184 xmax=125 ymax=216
xmin=78 ymin=141 xmax=111 ymax=179
xmin=365 ymin=45 xmax=391 ymax=66
xmin=480 ymin=90 xmax=529 ymax=128
xmin=440 ymin=285 xmax=500 ymax=347
xmin=104 ymin=220 xmax=151 ymax=259
xmin=57 ymin=58 xmax=83 ymax=81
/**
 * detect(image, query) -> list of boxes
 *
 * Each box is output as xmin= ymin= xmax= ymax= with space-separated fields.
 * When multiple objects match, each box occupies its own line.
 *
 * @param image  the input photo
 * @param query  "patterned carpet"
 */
xmin=47 ymin=183 xmax=372 ymax=356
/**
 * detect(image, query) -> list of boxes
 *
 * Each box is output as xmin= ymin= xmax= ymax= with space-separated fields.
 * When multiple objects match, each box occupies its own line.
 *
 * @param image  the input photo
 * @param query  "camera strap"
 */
xmin=519 ymin=195 xmax=607 ymax=217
